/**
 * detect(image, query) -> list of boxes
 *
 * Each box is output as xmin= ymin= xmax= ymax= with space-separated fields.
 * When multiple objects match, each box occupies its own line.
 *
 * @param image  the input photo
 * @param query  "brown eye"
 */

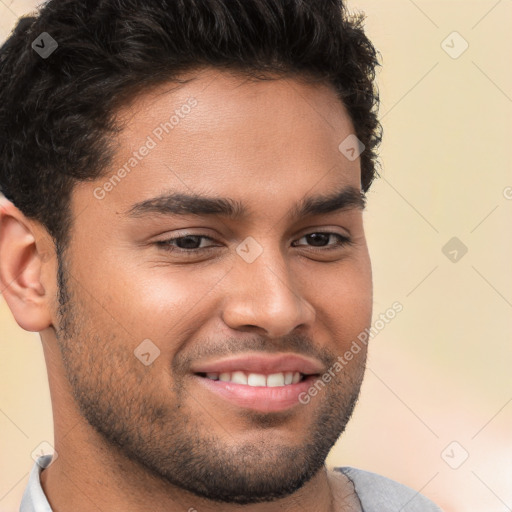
xmin=156 ymin=234 xmax=217 ymax=254
xmin=292 ymin=232 xmax=352 ymax=250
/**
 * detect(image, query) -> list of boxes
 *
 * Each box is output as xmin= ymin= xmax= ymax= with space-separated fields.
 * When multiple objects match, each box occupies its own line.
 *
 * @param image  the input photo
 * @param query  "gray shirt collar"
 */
xmin=19 ymin=455 xmax=53 ymax=512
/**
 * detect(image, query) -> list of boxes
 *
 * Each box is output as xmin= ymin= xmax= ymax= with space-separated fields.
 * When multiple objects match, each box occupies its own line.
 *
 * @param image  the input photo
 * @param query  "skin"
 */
xmin=0 ymin=67 xmax=372 ymax=512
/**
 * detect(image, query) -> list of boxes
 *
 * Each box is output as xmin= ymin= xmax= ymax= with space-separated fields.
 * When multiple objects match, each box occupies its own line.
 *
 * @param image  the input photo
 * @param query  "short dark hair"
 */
xmin=0 ymin=0 xmax=381 ymax=252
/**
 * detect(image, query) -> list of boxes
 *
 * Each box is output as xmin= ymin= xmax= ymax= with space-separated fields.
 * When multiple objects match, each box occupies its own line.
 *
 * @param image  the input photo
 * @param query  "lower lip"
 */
xmin=193 ymin=374 xmax=317 ymax=413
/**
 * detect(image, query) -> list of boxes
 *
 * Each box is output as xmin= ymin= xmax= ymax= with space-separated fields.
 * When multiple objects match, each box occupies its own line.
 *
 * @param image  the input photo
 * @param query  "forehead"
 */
xmin=118 ymin=67 xmax=351 ymax=129
xmin=77 ymin=68 xmax=362 ymax=224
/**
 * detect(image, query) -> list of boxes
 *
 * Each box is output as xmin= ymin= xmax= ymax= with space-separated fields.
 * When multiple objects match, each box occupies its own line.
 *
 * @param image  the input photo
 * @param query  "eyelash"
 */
xmin=155 ymin=232 xmax=352 ymax=255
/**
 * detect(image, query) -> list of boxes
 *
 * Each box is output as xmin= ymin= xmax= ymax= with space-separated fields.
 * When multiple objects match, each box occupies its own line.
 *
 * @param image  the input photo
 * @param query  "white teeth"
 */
xmin=267 ymin=373 xmax=285 ymax=387
xmin=203 ymin=371 xmax=303 ymax=386
xmin=230 ymin=371 xmax=248 ymax=385
xmin=247 ymin=373 xmax=267 ymax=386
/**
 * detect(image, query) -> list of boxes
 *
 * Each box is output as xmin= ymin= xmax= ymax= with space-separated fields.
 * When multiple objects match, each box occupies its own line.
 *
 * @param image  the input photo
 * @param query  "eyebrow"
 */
xmin=125 ymin=185 xmax=366 ymax=220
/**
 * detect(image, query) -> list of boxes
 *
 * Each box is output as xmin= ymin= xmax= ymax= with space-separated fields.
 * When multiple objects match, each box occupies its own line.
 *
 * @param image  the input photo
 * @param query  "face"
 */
xmin=51 ymin=68 xmax=373 ymax=504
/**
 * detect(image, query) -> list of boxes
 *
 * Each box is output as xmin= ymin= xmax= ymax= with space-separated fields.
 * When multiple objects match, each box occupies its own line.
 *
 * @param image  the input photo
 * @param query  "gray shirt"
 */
xmin=20 ymin=455 xmax=444 ymax=511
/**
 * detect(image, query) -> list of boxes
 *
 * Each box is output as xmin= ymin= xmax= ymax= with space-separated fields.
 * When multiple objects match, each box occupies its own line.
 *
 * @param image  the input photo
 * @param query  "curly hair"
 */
xmin=0 ymin=0 xmax=382 ymax=251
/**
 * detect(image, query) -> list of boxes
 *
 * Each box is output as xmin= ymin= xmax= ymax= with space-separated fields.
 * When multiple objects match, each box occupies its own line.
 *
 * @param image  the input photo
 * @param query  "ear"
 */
xmin=0 ymin=197 xmax=54 ymax=332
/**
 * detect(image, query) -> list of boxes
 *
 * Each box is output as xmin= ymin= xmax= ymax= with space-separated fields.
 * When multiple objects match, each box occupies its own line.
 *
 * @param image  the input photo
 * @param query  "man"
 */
xmin=0 ymin=0 xmax=443 ymax=510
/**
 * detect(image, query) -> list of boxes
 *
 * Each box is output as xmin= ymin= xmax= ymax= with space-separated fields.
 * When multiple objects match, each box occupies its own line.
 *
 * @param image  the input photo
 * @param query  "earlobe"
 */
xmin=0 ymin=199 xmax=54 ymax=332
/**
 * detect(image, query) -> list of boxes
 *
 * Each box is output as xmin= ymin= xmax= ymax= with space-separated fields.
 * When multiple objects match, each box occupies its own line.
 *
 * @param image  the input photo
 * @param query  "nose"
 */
xmin=221 ymin=246 xmax=316 ymax=339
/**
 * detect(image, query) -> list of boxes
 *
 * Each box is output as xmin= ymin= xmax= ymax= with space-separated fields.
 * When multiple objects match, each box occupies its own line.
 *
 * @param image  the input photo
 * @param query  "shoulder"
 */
xmin=334 ymin=466 xmax=444 ymax=512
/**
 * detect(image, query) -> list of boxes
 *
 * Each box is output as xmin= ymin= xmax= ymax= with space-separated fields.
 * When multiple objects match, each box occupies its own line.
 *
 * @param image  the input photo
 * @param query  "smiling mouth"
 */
xmin=195 ymin=371 xmax=309 ymax=387
xmin=193 ymin=368 xmax=321 ymax=413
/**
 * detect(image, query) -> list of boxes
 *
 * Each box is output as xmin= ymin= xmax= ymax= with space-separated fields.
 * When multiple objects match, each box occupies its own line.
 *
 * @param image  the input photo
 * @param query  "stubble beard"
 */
xmin=53 ymin=250 xmax=367 ymax=504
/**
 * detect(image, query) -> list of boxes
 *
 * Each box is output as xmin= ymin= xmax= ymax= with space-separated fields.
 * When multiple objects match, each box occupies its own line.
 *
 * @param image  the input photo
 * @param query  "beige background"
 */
xmin=1 ymin=1 xmax=511 ymax=511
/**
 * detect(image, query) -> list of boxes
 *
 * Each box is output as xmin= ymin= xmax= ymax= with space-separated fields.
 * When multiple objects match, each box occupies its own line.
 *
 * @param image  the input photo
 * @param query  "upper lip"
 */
xmin=191 ymin=353 xmax=324 ymax=376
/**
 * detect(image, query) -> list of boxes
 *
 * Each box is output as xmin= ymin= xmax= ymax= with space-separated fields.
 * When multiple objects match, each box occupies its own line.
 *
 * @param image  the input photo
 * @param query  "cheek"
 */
xmin=302 ymin=256 xmax=372 ymax=339
xmin=340 ymin=259 xmax=372 ymax=322
xmin=95 ymin=261 xmax=230 ymax=340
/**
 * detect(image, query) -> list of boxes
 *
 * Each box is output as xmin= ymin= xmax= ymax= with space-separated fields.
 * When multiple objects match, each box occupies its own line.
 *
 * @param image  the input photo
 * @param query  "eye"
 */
xmin=155 ymin=231 xmax=351 ymax=255
xmin=155 ymin=234 xmax=218 ymax=253
xmin=292 ymin=232 xmax=352 ymax=251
